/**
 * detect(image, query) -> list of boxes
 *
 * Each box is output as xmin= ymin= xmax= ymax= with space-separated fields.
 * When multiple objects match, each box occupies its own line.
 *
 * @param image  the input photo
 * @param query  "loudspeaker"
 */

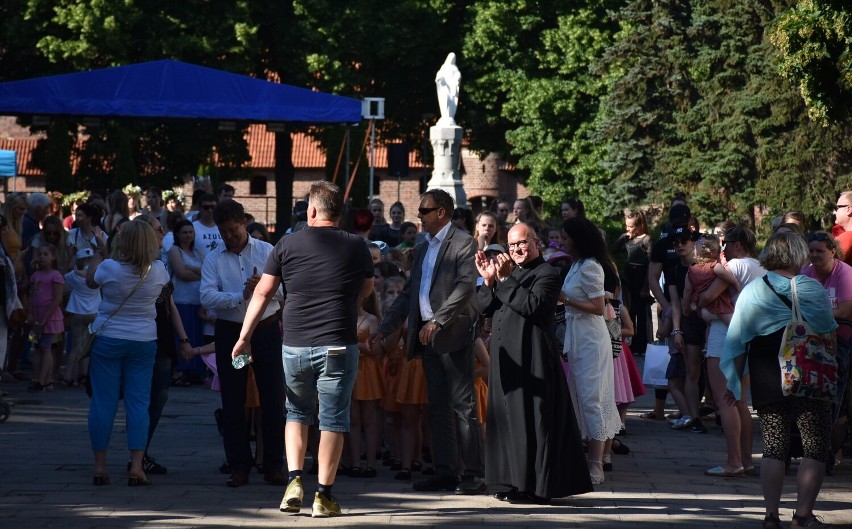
xmin=387 ymin=143 xmax=409 ymax=177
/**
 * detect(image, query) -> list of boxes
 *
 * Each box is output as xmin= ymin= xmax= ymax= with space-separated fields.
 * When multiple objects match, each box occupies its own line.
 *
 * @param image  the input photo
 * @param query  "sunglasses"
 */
xmin=833 ymin=204 xmax=850 ymax=211
xmin=418 ymin=207 xmax=441 ymax=216
xmin=807 ymin=232 xmax=832 ymax=243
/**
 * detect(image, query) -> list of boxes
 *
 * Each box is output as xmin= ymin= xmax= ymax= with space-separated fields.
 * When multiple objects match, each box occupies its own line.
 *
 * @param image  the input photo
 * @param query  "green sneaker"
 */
xmin=311 ymin=491 xmax=341 ymax=518
xmin=279 ymin=476 xmax=303 ymax=513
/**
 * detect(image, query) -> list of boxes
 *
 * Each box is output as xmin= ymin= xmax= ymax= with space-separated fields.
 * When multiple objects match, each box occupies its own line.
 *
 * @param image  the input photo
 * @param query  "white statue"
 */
xmin=435 ymin=52 xmax=461 ymax=126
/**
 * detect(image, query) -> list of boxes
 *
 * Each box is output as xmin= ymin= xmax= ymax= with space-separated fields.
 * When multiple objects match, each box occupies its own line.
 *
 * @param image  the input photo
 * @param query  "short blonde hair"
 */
xmin=760 ymin=231 xmax=809 ymax=272
xmin=110 ymin=220 xmax=160 ymax=274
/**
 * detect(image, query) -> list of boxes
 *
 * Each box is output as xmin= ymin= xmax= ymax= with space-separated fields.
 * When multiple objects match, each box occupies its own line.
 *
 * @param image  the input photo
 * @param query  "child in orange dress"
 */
xmin=394 ymin=322 xmax=429 ymax=480
xmin=347 ymin=290 xmax=384 ymax=478
xmin=378 ymin=277 xmax=406 ymax=470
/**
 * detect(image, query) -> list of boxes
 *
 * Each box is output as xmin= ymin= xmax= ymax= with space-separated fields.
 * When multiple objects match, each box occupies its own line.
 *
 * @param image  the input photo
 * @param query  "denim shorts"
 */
xmin=282 ymin=344 xmax=359 ymax=432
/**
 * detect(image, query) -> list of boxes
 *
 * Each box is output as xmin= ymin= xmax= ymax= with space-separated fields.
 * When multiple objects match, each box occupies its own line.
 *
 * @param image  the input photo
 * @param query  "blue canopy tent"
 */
xmin=0 ymin=59 xmax=362 ymax=123
xmin=0 ymin=60 xmax=364 ymax=227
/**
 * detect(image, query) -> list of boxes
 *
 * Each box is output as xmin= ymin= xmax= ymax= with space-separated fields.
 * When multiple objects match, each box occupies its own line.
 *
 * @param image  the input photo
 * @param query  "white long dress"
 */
xmin=562 ymin=258 xmax=623 ymax=441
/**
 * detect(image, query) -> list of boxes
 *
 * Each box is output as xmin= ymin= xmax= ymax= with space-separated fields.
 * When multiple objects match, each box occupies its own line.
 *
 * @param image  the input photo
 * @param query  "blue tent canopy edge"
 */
xmin=0 ymin=60 xmax=362 ymax=124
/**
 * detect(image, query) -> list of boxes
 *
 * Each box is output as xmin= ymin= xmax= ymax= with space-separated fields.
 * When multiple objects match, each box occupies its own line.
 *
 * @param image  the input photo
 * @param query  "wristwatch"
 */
xmin=430 ymin=319 xmax=443 ymax=329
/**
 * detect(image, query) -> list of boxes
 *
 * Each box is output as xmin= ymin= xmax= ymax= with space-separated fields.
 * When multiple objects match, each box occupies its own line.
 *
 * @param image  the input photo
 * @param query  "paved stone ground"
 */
xmin=1 ymin=374 xmax=850 ymax=529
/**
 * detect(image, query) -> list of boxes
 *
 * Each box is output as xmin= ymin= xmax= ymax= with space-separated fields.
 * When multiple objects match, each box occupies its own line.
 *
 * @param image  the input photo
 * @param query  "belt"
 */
xmin=218 ymin=314 xmax=278 ymax=329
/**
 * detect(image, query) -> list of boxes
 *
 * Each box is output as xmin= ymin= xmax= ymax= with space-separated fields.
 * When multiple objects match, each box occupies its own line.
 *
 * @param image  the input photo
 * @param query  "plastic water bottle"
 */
xmin=28 ymin=331 xmax=37 ymax=344
xmin=231 ymin=354 xmax=250 ymax=369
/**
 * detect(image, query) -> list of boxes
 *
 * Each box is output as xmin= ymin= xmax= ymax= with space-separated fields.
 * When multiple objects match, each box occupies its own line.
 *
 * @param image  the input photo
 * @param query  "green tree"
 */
xmin=770 ymin=0 xmax=852 ymax=124
xmin=592 ymin=0 xmax=698 ymax=216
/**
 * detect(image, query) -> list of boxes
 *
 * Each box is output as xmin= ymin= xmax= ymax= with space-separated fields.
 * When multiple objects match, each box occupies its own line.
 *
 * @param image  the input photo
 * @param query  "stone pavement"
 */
xmin=1 ymin=377 xmax=850 ymax=529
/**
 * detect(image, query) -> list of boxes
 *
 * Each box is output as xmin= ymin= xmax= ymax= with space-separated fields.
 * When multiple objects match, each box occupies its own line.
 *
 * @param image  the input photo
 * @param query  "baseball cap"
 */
xmin=669 ymin=204 xmax=691 ymax=226
xmin=668 ymin=225 xmax=700 ymax=241
xmin=75 ymin=247 xmax=94 ymax=260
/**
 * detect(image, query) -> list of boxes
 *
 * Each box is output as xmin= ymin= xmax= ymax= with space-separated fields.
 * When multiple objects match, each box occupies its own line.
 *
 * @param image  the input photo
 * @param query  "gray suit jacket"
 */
xmin=379 ymin=223 xmax=478 ymax=359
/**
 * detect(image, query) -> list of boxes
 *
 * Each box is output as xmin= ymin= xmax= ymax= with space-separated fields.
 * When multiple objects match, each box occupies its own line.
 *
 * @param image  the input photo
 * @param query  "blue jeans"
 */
xmin=283 ymin=344 xmax=358 ymax=432
xmin=88 ymin=335 xmax=156 ymax=452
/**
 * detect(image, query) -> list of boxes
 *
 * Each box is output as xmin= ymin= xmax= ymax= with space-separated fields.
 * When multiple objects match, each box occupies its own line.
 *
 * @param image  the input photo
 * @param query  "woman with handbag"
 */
xmin=722 ymin=232 xmax=837 ymax=529
xmin=85 ymin=220 xmax=170 ymax=487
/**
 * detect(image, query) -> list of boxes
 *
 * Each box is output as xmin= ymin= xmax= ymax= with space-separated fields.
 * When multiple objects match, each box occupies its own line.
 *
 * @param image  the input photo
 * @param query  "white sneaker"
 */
xmin=670 ymin=416 xmax=694 ymax=430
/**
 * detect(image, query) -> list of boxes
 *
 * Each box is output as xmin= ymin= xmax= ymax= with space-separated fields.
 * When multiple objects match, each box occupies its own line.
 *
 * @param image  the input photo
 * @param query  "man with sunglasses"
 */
xmin=193 ymin=193 xmax=222 ymax=258
xmin=369 ymin=189 xmax=485 ymax=495
xmin=833 ymin=191 xmax=852 ymax=266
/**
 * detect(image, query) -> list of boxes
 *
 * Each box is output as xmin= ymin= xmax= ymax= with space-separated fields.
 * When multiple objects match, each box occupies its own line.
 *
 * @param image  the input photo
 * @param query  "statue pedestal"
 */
xmin=427 ymin=125 xmax=467 ymax=207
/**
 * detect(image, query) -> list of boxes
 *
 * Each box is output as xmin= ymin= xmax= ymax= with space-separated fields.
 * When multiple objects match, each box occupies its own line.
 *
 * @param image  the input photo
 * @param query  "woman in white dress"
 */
xmin=561 ymin=217 xmax=623 ymax=485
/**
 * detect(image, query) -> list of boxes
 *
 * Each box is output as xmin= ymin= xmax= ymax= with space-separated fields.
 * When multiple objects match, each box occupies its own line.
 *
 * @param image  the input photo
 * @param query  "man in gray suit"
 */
xmin=368 ymin=189 xmax=485 ymax=494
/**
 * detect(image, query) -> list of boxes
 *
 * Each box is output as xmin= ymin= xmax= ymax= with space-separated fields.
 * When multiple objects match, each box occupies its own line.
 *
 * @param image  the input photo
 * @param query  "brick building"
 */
xmin=1 ymin=117 xmax=528 ymax=229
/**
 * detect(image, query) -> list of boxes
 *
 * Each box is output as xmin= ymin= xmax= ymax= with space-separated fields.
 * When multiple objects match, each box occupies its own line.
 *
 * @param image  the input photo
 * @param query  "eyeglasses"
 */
xmin=508 ymin=239 xmax=533 ymax=251
xmin=418 ymin=207 xmax=441 ymax=216
xmin=834 ymin=204 xmax=850 ymax=211
xmin=721 ymin=239 xmax=735 ymax=244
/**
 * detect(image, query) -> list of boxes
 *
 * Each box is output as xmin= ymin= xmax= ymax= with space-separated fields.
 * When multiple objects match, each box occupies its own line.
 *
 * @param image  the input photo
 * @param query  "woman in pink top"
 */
xmin=801 ymin=230 xmax=852 ymax=470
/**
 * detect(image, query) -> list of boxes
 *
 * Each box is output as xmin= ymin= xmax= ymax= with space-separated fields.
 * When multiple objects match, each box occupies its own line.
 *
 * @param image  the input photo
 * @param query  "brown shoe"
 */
xmin=226 ymin=470 xmax=249 ymax=487
xmin=264 ymin=468 xmax=286 ymax=485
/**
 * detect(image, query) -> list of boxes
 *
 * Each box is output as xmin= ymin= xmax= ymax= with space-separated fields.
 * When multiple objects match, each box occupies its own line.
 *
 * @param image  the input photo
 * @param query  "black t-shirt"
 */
xmin=265 ymin=226 xmax=374 ymax=347
xmin=663 ymin=259 xmax=689 ymax=299
xmin=650 ymin=236 xmax=678 ymax=301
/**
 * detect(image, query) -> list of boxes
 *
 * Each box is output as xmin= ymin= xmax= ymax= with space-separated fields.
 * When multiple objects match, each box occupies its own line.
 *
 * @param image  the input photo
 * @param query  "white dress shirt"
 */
xmin=418 ymin=221 xmax=451 ymax=321
xmin=200 ymin=235 xmax=281 ymax=323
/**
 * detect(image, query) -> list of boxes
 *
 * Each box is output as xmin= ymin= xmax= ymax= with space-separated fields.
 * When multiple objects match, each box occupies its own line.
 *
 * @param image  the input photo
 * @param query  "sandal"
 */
xmin=92 ymin=474 xmax=111 ymax=486
xmin=639 ymin=411 xmax=664 ymax=420
xmin=395 ymin=469 xmax=411 ymax=480
xmin=348 ymin=466 xmax=363 ymax=478
xmin=704 ymin=465 xmax=744 ymax=477
xmin=362 ymin=466 xmax=377 ymax=478
xmin=763 ymin=513 xmax=782 ymax=529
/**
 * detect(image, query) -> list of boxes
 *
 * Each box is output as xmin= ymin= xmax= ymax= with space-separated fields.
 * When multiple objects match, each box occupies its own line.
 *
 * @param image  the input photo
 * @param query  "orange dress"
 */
xmin=474 ymin=360 xmax=488 ymax=424
xmin=352 ymin=327 xmax=384 ymax=401
xmin=396 ymin=355 xmax=428 ymax=405
xmin=381 ymin=340 xmax=405 ymax=413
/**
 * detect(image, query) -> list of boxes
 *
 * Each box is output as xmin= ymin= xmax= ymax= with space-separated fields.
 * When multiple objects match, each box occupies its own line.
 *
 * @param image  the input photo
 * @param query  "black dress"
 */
xmin=477 ymin=256 xmax=593 ymax=498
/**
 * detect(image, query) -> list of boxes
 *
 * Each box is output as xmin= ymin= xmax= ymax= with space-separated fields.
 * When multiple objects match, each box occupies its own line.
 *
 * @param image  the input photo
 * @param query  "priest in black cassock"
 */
xmin=475 ymin=223 xmax=593 ymax=504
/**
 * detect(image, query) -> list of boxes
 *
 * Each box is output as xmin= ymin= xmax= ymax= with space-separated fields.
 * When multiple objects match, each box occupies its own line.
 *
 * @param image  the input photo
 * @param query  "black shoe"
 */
xmin=219 ymin=461 xmax=231 ymax=474
xmin=506 ymin=490 xmax=551 ymax=505
xmin=494 ymin=487 xmax=517 ymax=501
xmin=455 ymin=476 xmax=487 ymax=495
xmin=690 ymin=419 xmax=708 ymax=434
xmin=413 ymin=475 xmax=458 ymax=492
xmin=603 ymin=461 xmax=613 ymax=472
xmin=611 ymin=438 xmax=630 ymax=455
xmin=395 ymin=469 xmax=411 ymax=480
xmin=127 ymin=455 xmax=168 ymax=475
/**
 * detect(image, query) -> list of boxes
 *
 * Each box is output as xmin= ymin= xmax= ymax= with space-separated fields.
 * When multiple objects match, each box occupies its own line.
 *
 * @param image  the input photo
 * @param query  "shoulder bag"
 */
xmin=763 ymin=275 xmax=838 ymax=401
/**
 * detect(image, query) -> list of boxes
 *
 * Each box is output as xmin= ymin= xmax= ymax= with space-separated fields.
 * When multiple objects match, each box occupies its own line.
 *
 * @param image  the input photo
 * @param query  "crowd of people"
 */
xmin=0 ymin=183 xmax=849 ymax=526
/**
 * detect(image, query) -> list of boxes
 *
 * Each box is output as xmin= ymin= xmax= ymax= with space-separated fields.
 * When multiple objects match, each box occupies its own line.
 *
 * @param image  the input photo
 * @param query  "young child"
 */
xmin=347 ymin=290 xmax=384 ymax=478
xmin=683 ymin=234 xmax=739 ymax=325
xmin=62 ymin=248 xmax=101 ymax=386
xmin=27 ymin=243 xmax=65 ymax=392
xmin=378 ymin=276 xmax=406 ymax=472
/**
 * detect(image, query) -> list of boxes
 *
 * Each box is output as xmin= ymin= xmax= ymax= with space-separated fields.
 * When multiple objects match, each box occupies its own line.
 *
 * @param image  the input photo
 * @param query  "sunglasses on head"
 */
xmin=807 ymin=232 xmax=832 ymax=243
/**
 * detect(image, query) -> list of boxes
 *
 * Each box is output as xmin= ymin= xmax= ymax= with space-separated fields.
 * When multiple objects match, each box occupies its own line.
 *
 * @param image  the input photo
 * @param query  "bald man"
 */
xmin=475 ymin=224 xmax=592 ymax=504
